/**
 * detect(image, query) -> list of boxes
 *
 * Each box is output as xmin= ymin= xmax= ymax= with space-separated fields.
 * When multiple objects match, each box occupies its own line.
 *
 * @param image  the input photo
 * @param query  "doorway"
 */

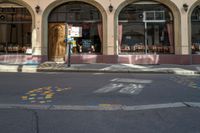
xmin=48 ymin=23 xmax=66 ymax=62
xmin=48 ymin=1 xmax=102 ymax=62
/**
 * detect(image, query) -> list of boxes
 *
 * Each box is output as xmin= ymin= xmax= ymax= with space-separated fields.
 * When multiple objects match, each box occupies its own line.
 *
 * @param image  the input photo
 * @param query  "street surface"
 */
xmin=0 ymin=72 xmax=200 ymax=133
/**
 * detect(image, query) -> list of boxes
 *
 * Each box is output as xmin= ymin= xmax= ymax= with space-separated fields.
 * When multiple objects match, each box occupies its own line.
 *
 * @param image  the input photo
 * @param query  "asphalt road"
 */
xmin=0 ymin=72 xmax=200 ymax=133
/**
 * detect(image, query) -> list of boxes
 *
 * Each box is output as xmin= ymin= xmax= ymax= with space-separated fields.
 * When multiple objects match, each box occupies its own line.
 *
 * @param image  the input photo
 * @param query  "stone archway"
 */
xmin=0 ymin=0 xmax=35 ymax=29
xmin=189 ymin=1 xmax=200 ymax=55
xmin=188 ymin=1 xmax=200 ymax=64
xmin=42 ymin=0 xmax=107 ymax=61
xmin=0 ymin=0 xmax=35 ymax=55
xmin=114 ymin=0 xmax=181 ymax=55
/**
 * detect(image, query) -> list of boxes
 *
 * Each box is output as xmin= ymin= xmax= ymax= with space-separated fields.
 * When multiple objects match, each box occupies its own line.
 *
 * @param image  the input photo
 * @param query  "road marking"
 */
xmin=118 ymin=84 xmax=143 ymax=94
xmin=94 ymin=83 xmax=143 ymax=95
xmin=111 ymin=78 xmax=152 ymax=84
xmin=184 ymin=102 xmax=200 ymax=108
xmin=0 ymin=102 xmax=198 ymax=111
xmin=21 ymin=86 xmax=71 ymax=104
xmin=94 ymin=78 xmax=152 ymax=95
xmin=170 ymin=76 xmax=200 ymax=89
xmin=93 ymin=73 xmax=104 ymax=75
xmin=122 ymin=103 xmax=185 ymax=111
xmin=94 ymin=83 xmax=124 ymax=93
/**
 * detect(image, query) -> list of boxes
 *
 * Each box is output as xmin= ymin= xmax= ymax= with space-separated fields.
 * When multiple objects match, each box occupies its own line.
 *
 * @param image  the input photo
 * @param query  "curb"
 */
xmin=0 ymin=64 xmax=199 ymax=75
xmin=37 ymin=68 xmax=200 ymax=75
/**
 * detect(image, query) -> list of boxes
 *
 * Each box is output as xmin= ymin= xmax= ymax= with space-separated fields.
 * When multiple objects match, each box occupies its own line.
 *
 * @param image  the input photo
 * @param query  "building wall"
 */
xmin=23 ymin=0 xmax=197 ymax=55
xmin=0 ymin=0 xmax=200 ymax=64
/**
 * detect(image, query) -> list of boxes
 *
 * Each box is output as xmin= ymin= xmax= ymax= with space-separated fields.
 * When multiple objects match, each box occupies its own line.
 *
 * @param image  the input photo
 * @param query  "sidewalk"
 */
xmin=0 ymin=62 xmax=199 ymax=75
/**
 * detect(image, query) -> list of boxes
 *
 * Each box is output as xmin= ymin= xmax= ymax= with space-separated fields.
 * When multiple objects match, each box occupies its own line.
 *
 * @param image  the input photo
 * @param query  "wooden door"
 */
xmin=48 ymin=23 xmax=66 ymax=62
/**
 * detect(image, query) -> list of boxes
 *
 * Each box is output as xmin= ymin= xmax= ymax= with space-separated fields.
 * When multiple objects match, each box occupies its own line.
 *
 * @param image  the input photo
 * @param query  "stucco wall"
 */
xmin=3 ymin=0 xmax=200 ymax=57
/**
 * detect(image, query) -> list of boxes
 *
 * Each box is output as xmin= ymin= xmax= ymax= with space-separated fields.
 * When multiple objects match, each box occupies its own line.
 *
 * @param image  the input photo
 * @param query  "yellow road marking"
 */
xmin=21 ymin=96 xmax=28 ymax=100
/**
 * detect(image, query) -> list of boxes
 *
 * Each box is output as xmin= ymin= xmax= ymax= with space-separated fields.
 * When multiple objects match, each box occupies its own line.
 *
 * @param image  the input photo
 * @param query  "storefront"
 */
xmin=118 ymin=1 xmax=174 ymax=55
xmin=0 ymin=0 xmax=199 ymax=65
xmin=0 ymin=2 xmax=32 ymax=55
xmin=0 ymin=1 xmax=41 ymax=64
xmin=191 ymin=5 xmax=200 ymax=55
xmin=48 ymin=2 xmax=102 ymax=62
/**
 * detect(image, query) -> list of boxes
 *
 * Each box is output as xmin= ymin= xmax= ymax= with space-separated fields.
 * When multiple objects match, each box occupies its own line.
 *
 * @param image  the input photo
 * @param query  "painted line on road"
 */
xmin=21 ymin=86 xmax=71 ymax=104
xmin=94 ymin=83 xmax=124 ymax=93
xmin=118 ymin=84 xmax=143 ymax=94
xmin=184 ymin=102 xmax=200 ymax=108
xmin=92 ymin=73 xmax=105 ymax=75
xmin=0 ymin=102 xmax=200 ymax=111
xmin=94 ymin=83 xmax=143 ymax=95
xmin=111 ymin=78 xmax=152 ymax=84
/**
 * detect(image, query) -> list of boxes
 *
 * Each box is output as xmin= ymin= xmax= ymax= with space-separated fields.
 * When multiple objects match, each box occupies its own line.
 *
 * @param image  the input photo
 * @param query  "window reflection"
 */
xmin=118 ymin=2 xmax=174 ymax=54
xmin=0 ymin=3 xmax=32 ymax=54
xmin=191 ymin=6 xmax=200 ymax=54
xmin=48 ymin=2 xmax=102 ymax=54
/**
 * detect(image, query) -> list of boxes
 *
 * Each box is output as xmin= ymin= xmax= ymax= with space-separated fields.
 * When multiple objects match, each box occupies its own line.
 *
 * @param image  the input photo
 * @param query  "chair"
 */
xmin=163 ymin=46 xmax=170 ymax=53
xmin=137 ymin=44 xmax=145 ymax=52
xmin=157 ymin=45 xmax=163 ymax=53
xmin=121 ymin=44 xmax=130 ymax=52
xmin=0 ymin=45 xmax=4 ymax=51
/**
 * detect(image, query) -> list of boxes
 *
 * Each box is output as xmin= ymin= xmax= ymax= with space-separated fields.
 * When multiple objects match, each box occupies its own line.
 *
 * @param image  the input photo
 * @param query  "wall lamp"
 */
xmin=183 ymin=3 xmax=189 ymax=12
xmin=109 ymin=4 xmax=113 ymax=13
xmin=35 ymin=5 xmax=40 ymax=13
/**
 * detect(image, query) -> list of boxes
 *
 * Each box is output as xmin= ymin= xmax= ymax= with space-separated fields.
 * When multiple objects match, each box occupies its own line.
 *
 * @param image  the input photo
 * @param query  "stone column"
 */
xmin=179 ymin=1 xmax=190 ymax=55
xmin=103 ymin=12 xmax=115 ymax=55
xmin=32 ymin=15 xmax=43 ymax=56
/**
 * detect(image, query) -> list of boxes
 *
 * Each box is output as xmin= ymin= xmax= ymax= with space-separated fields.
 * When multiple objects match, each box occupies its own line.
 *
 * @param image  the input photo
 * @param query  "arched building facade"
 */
xmin=0 ymin=0 xmax=199 ymax=64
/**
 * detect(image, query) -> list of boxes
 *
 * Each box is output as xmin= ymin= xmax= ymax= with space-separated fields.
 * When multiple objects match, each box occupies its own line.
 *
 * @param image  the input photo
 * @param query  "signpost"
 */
xmin=66 ymin=24 xmax=82 ymax=67
xmin=67 ymin=38 xmax=72 ymax=67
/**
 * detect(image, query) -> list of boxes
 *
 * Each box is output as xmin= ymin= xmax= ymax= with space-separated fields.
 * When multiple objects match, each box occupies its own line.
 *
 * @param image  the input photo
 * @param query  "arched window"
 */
xmin=0 ymin=2 xmax=32 ymax=54
xmin=191 ymin=6 xmax=200 ymax=54
xmin=48 ymin=2 xmax=102 ymax=61
xmin=118 ymin=1 xmax=174 ymax=54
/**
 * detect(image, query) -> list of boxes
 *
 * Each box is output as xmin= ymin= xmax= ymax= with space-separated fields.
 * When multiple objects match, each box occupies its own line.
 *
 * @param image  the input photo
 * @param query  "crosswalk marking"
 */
xmin=94 ymin=83 xmax=123 ymax=93
xmin=94 ymin=78 xmax=151 ymax=95
xmin=94 ymin=83 xmax=143 ymax=95
xmin=119 ymin=84 xmax=143 ymax=94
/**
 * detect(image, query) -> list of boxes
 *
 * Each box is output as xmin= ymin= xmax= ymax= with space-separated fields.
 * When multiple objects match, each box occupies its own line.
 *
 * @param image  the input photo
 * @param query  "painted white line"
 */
xmin=93 ymin=73 xmax=104 ymax=75
xmin=118 ymin=84 xmax=143 ymax=95
xmin=111 ymin=78 xmax=152 ymax=84
xmin=53 ymin=105 xmax=122 ymax=111
xmin=94 ymin=83 xmax=143 ymax=95
xmin=184 ymin=102 xmax=200 ymax=108
xmin=0 ymin=102 xmax=193 ymax=111
xmin=94 ymin=83 xmax=123 ymax=93
xmin=0 ymin=104 xmax=50 ymax=110
xmin=122 ymin=102 xmax=185 ymax=111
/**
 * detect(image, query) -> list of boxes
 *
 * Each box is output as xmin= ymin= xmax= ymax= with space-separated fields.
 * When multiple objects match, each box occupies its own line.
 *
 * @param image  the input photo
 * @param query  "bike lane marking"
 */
xmin=21 ymin=86 xmax=71 ymax=104
xmin=94 ymin=78 xmax=152 ymax=95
